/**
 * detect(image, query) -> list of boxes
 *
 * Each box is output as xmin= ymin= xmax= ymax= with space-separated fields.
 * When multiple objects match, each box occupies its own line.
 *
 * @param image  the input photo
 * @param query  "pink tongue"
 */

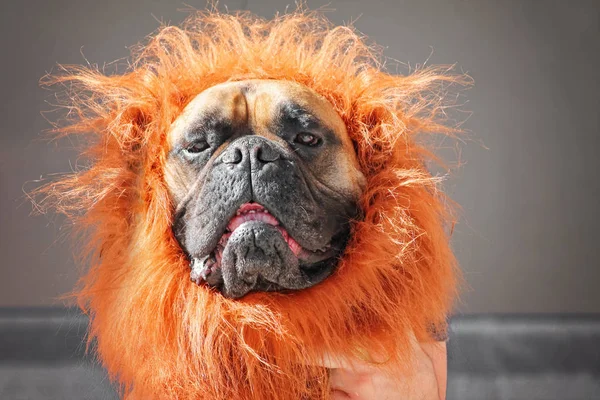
xmin=223 ymin=210 xmax=302 ymax=256
xmin=227 ymin=212 xmax=279 ymax=232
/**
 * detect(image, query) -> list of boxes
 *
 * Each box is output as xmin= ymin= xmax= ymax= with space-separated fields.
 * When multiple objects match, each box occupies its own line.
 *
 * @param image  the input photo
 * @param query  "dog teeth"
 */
xmin=190 ymin=255 xmax=211 ymax=281
xmin=235 ymin=207 xmax=270 ymax=216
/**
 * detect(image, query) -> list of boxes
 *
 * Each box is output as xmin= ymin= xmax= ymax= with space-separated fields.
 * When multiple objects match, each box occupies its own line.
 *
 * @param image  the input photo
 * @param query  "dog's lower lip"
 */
xmin=224 ymin=203 xmax=308 ymax=256
xmin=190 ymin=203 xmax=336 ymax=287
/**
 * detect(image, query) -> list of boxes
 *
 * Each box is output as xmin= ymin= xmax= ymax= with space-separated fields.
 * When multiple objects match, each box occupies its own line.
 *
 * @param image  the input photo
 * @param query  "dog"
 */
xmin=38 ymin=9 xmax=462 ymax=399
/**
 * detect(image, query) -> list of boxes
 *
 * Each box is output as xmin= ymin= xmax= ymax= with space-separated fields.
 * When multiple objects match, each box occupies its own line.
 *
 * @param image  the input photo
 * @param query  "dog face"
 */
xmin=165 ymin=80 xmax=366 ymax=298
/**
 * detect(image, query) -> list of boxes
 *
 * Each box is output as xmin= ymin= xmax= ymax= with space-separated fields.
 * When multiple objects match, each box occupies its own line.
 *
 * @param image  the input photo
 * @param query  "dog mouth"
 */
xmin=190 ymin=202 xmax=334 ymax=289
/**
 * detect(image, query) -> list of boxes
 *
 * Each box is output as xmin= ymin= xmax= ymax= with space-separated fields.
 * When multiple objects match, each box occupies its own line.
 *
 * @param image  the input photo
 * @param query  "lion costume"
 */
xmin=39 ymin=8 xmax=463 ymax=400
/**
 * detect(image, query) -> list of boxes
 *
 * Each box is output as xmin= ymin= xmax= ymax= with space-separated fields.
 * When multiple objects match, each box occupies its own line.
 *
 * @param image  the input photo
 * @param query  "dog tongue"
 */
xmin=226 ymin=206 xmax=279 ymax=232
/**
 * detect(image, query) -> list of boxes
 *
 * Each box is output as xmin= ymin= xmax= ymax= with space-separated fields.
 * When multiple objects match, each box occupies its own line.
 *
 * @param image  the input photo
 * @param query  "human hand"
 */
xmin=320 ymin=334 xmax=447 ymax=400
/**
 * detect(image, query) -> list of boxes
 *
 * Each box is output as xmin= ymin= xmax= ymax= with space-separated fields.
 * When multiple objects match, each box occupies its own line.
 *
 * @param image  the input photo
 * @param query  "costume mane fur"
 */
xmin=39 ymin=9 xmax=465 ymax=400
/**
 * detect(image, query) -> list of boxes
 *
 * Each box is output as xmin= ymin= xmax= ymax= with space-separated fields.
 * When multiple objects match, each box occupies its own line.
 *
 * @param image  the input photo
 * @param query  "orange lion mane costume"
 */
xmin=39 ymin=8 xmax=464 ymax=400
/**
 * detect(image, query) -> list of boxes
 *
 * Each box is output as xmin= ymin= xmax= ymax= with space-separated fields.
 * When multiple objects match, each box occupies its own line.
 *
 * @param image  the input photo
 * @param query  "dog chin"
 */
xmin=189 ymin=202 xmax=344 ymax=298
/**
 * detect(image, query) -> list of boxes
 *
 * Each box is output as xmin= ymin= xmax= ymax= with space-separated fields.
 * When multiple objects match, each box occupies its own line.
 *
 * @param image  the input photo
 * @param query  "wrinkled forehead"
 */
xmin=168 ymin=79 xmax=349 ymax=147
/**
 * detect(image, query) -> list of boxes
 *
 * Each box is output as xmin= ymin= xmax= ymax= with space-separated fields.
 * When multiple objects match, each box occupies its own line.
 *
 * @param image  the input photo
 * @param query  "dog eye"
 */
xmin=293 ymin=132 xmax=321 ymax=147
xmin=184 ymin=140 xmax=210 ymax=154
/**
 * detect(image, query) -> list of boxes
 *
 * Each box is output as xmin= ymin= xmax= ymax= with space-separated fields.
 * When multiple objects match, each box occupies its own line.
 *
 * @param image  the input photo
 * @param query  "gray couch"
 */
xmin=1 ymin=308 xmax=598 ymax=400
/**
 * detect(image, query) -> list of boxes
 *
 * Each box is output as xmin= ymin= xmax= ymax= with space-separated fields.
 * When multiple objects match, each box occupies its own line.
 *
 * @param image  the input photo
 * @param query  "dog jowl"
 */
xmin=165 ymin=80 xmax=366 ymax=298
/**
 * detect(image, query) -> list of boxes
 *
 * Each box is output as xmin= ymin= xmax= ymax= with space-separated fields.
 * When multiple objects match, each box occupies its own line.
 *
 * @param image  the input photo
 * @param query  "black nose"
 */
xmin=221 ymin=136 xmax=281 ymax=166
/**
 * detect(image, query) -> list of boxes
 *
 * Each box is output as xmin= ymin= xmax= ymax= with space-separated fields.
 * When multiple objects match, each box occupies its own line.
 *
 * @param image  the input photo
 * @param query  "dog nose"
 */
xmin=253 ymin=143 xmax=280 ymax=163
xmin=221 ymin=136 xmax=281 ymax=166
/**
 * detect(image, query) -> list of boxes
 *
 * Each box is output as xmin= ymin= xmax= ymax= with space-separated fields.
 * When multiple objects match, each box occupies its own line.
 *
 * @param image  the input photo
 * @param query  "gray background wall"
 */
xmin=0 ymin=0 xmax=598 ymax=313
